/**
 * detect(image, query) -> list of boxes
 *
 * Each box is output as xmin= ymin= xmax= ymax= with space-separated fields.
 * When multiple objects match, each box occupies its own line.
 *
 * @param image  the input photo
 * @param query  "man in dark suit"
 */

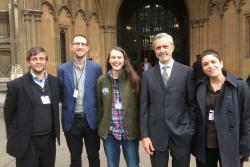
xmin=4 ymin=47 xmax=60 ymax=167
xmin=140 ymin=33 xmax=196 ymax=167
xmin=57 ymin=34 xmax=102 ymax=167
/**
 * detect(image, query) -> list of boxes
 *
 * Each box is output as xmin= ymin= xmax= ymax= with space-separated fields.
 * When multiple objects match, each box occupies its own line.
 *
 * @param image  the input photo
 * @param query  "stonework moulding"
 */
xmin=0 ymin=11 xmax=9 ymax=20
xmin=210 ymin=0 xmax=231 ymax=17
xmin=42 ymin=1 xmax=55 ymax=16
xmin=190 ymin=18 xmax=209 ymax=28
xmin=22 ymin=10 xmax=32 ymax=21
xmin=101 ymin=25 xmax=116 ymax=33
xmin=86 ymin=11 xmax=100 ymax=26
xmin=210 ymin=0 xmax=246 ymax=16
xmin=233 ymin=0 xmax=248 ymax=13
xmin=75 ymin=9 xmax=87 ymax=23
xmin=57 ymin=5 xmax=74 ymax=24
xmin=31 ymin=10 xmax=43 ymax=22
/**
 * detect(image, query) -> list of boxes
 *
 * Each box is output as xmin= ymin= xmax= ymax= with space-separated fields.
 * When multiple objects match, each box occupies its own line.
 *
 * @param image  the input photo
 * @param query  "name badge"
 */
xmin=73 ymin=89 xmax=78 ymax=98
xmin=208 ymin=109 xmax=215 ymax=121
xmin=41 ymin=96 xmax=51 ymax=104
xmin=115 ymin=102 xmax=123 ymax=110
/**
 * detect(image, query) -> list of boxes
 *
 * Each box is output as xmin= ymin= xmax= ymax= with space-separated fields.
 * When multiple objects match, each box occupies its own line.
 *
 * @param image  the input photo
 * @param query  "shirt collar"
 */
xmin=30 ymin=70 xmax=48 ymax=81
xmin=159 ymin=58 xmax=174 ymax=70
xmin=74 ymin=58 xmax=86 ymax=70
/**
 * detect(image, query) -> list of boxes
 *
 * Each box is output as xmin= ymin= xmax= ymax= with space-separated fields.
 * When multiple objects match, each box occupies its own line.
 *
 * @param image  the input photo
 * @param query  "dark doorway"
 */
xmin=117 ymin=0 xmax=189 ymax=72
xmin=60 ymin=29 xmax=67 ymax=63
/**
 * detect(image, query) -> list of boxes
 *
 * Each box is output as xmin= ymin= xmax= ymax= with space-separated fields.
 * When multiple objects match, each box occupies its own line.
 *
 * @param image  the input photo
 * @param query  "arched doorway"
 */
xmin=117 ymin=0 xmax=189 ymax=72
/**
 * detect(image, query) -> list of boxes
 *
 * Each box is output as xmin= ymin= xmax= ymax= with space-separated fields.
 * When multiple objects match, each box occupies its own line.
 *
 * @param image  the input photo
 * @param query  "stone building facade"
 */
xmin=0 ymin=0 xmax=250 ymax=79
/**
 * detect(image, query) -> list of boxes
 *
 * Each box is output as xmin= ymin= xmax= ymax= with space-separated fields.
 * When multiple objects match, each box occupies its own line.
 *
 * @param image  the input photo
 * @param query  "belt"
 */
xmin=74 ymin=112 xmax=85 ymax=118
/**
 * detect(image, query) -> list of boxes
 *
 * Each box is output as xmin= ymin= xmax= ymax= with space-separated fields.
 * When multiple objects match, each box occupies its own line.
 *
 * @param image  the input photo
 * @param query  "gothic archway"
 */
xmin=117 ymin=0 xmax=189 ymax=71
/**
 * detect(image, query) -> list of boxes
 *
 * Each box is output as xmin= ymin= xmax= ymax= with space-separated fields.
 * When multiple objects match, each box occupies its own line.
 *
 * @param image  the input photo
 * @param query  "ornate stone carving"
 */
xmin=210 ymin=0 xmax=247 ymax=16
xmin=10 ymin=64 xmax=23 ymax=80
xmin=0 ymin=77 xmax=9 ymax=92
xmin=210 ymin=0 xmax=231 ymax=16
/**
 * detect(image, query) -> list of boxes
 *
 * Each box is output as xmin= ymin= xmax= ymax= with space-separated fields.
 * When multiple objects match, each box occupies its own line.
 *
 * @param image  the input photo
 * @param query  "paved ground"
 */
xmin=0 ymin=115 xmax=249 ymax=167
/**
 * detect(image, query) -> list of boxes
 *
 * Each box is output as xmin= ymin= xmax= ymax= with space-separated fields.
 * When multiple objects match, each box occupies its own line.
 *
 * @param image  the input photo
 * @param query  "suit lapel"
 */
xmin=48 ymin=75 xmax=59 ymax=116
xmin=48 ymin=75 xmax=56 ymax=104
xmin=166 ymin=61 xmax=180 ymax=89
xmin=197 ymin=84 xmax=207 ymax=121
xmin=21 ymin=73 xmax=35 ymax=103
xmin=84 ymin=60 xmax=90 ymax=88
xmin=153 ymin=64 xmax=166 ymax=91
xmin=66 ymin=61 xmax=75 ymax=90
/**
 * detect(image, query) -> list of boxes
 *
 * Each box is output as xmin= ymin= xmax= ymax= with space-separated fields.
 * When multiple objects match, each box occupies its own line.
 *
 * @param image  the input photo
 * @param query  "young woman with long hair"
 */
xmin=97 ymin=46 xmax=140 ymax=167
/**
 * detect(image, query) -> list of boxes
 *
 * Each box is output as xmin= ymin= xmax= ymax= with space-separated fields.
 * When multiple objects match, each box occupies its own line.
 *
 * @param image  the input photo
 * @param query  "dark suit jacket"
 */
xmin=57 ymin=60 xmax=102 ymax=132
xmin=4 ymin=72 xmax=60 ymax=158
xmin=140 ymin=61 xmax=196 ymax=151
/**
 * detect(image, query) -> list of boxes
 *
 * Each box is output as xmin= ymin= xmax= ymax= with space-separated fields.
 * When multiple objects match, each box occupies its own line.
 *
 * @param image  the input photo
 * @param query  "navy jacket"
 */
xmin=57 ymin=60 xmax=102 ymax=132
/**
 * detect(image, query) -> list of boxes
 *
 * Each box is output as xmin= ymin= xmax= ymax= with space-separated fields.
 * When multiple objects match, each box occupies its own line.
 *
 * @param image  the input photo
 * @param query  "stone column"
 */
xmin=33 ymin=11 xmax=42 ymax=46
xmin=101 ymin=25 xmax=116 ymax=55
xmin=190 ymin=19 xmax=208 ymax=64
xmin=23 ymin=10 xmax=32 ymax=49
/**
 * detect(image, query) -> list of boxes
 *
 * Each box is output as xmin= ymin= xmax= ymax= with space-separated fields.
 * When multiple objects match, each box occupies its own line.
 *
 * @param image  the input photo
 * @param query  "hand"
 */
xmin=141 ymin=137 xmax=155 ymax=155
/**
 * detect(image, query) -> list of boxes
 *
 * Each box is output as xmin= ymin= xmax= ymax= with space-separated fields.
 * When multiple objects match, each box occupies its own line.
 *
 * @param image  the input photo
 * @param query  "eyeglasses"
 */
xmin=30 ymin=57 xmax=47 ymax=62
xmin=72 ymin=42 xmax=88 ymax=47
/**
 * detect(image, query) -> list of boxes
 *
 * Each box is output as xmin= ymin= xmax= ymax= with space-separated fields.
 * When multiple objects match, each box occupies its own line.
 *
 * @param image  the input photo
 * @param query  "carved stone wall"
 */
xmin=0 ymin=10 xmax=11 ymax=77
xmin=0 ymin=0 xmax=250 ymax=78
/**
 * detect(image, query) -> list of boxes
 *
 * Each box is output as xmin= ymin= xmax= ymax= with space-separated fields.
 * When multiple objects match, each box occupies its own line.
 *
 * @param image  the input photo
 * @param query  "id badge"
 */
xmin=41 ymin=96 xmax=51 ymax=104
xmin=115 ymin=102 xmax=122 ymax=109
xmin=73 ymin=89 xmax=78 ymax=98
xmin=208 ymin=109 xmax=215 ymax=121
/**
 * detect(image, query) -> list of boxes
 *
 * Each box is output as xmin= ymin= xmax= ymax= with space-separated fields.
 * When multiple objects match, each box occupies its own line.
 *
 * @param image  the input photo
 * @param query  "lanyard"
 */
xmin=74 ymin=66 xmax=84 ymax=90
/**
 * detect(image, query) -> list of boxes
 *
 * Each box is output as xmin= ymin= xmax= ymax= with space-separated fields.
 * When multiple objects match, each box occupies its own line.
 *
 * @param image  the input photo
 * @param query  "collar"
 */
xmin=30 ymin=70 xmax=48 ymax=80
xmin=159 ymin=58 xmax=174 ymax=70
xmin=74 ymin=58 xmax=86 ymax=70
xmin=108 ymin=69 xmax=126 ymax=80
xmin=197 ymin=70 xmax=238 ymax=88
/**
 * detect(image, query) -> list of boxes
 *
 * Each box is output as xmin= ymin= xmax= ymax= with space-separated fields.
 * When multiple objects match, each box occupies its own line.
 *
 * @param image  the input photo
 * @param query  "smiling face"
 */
xmin=201 ymin=54 xmax=223 ymax=79
xmin=70 ymin=36 xmax=89 ymax=59
xmin=27 ymin=52 xmax=47 ymax=75
xmin=153 ymin=37 xmax=175 ymax=64
xmin=109 ymin=49 xmax=124 ymax=73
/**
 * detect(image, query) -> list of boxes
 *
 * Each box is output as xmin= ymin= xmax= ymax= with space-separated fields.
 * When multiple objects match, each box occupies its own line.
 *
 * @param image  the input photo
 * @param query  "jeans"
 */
xmin=65 ymin=117 xmax=100 ymax=167
xmin=103 ymin=134 xmax=139 ymax=167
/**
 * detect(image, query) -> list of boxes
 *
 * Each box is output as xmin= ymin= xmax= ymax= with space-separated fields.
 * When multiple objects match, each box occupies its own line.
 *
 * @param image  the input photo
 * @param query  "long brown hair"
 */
xmin=106 ymin=46 xmax=140 ymax=94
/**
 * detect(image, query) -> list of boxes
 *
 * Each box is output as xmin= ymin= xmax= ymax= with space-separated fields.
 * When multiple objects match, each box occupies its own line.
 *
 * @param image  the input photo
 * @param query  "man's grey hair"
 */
xmin=152 ymin=33 xmax=174 ymax=48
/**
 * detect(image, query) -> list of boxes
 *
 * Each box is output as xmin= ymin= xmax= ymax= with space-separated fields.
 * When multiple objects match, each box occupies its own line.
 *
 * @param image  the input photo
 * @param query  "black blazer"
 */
xmin=140 ymin=61 xmax=196 ymax=151
xmin=4 ymin=72 xmax=60 ymax=158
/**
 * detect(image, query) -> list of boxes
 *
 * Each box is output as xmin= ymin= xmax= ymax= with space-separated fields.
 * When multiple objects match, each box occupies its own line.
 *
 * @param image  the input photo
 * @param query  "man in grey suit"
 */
xmin=140 ymin=33 xmax=196 ymax=167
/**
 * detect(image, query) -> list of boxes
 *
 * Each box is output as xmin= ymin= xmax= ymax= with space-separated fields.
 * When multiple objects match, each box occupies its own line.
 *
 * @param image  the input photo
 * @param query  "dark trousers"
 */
xmin=16 ymin=133 xmax=56 ymax=167
xmin=150 ymin=139 xmax=191 ymax=167
xmin=196 ymin=148 xmax=221 ymax=167
xmin=65 ymin=116 xmax=100 ymax=167
xmin=196 ymin=148 xmax=244 ymax=167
